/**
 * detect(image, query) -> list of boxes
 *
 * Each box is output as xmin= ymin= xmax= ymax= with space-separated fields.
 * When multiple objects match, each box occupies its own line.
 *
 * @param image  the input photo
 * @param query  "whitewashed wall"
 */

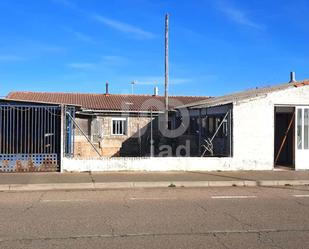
xmin=62 ymin=157 xmax=271 ymax=172
xmin=62 ymin=85 xmax=309 ymax=172
xmin=233 ymin=85 xmax=309 ymax=171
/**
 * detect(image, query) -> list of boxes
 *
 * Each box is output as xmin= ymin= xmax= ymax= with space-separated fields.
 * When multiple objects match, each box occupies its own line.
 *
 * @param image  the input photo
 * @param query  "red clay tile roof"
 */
xmin=6 ymin=91 xmax=209 ymax=112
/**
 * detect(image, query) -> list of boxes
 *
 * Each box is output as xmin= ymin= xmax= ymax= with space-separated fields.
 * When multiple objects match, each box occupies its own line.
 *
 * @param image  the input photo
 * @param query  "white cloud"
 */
xmin=102 ymin=55 xmax=128 ymax=65
xmin=67 ymin=62 xmax=95 ymax=69
xmin=215 ymin=0 xmax=263 ymax=29
xmin=51 ymin=0 xmax=75 ymax=7
xmin=67 ymin=55 xmax=128 ymax=70
xmin=0 ymin=54 xmax=26 ymax=62
xmin=63 ymin=27 xmax=95 ymax=43
xmin=70 ymin=30 xmax=94 ymax=43
xmin=52 ymin=0 xmax=155 ymax=39
xmin=92 ymin=14 xmax=155 ymax=39
xmin=131 ymin=76 xmax=193 ymax=86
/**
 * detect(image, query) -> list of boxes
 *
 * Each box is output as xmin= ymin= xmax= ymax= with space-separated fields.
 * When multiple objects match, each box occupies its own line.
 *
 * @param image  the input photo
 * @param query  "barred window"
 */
xmin=112 ymin=118 xmax=127 ymax=135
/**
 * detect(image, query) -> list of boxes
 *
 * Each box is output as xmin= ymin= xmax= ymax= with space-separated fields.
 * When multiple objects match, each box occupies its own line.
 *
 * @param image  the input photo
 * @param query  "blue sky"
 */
xmin=0 ymin=0 xmax=308 ymax=97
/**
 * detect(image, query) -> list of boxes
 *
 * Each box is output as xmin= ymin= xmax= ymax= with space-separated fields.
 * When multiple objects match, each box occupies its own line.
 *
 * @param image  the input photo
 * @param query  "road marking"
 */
xmin=42 ymin=199 xmax=88 ymax=202
xmin=211 ymin=195 xmax=257 ymax=199
xmin=293 ymin=194 xmax=309 ymax=198
xmin=2 ymin=228 xmax=309 ymax=242
xmin=129 ymin=197 xmax=177 ymax=200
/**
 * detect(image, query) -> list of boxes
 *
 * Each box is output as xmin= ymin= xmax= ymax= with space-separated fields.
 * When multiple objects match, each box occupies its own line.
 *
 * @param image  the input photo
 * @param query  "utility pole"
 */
xmin=164 ymin=13 xmax=169 ymax=128
xmin=150 ymin=108 xmax=154 ymax=157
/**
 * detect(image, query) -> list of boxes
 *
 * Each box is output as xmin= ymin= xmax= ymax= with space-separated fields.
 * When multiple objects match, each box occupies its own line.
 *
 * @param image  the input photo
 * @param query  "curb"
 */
xmin=0 ymin=180 xmax=309 ymax=192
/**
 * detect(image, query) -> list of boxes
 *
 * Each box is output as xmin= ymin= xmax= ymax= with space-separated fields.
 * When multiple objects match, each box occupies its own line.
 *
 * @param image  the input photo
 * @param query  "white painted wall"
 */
xmin=62 ymin=85 xmax=309 ymax=172
xmin=62 ymin=157 xmax=270 ymax=172
xmin=233 ymin=85 xmax=309 ymax=171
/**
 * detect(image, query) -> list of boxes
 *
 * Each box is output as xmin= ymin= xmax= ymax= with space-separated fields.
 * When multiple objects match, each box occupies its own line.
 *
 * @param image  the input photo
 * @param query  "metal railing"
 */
xmin=0 ymin=104 xmax=62 ymax=172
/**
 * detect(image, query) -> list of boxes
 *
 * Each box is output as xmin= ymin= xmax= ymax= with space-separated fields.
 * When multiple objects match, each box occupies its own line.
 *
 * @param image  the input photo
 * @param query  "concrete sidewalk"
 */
xmin=0 ymin=170 xmax=309 ymax=191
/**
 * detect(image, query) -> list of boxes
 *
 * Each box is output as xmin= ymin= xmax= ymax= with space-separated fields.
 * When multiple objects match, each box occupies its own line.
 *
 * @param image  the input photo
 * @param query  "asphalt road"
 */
xmin=0 ymin=186 xmax=309 ymax=249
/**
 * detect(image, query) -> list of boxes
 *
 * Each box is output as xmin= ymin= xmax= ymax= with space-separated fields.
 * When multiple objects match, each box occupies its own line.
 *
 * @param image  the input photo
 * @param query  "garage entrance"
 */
xmin=0 ymin=104 xmax=62 ymax=172
xmin=274 ymin=107 xmax=295 ymax=169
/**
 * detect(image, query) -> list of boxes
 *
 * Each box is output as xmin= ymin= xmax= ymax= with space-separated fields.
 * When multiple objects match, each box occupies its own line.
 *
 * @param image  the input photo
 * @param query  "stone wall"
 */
xmin=74 ymin=135 xmax=101 ymax=159
xmin=73 ymin=115 xmax=154 ymax=158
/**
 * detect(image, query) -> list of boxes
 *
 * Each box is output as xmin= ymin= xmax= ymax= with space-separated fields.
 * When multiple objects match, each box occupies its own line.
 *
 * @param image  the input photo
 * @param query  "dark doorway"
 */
xmin=274 ymin=107 xmax=295 ymax=169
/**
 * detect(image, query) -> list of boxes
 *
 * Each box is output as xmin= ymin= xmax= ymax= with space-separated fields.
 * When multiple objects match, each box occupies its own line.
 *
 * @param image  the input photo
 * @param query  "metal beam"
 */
xmin=201 ymin=110 xmax=231 ymax=157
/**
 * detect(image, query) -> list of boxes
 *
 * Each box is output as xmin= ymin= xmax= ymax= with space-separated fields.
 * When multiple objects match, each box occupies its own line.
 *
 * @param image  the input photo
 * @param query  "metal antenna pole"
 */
xmin=131 ymin=81 xmax=136 ymax=94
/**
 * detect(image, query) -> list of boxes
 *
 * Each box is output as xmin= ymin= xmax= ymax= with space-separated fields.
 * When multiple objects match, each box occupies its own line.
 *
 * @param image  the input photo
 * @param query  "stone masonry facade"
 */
xmin=74 ymin=115 xmax=153 ymax=158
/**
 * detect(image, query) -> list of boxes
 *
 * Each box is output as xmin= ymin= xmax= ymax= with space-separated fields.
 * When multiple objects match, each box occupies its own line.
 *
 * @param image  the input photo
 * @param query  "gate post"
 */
xmin=60 ymin=104 xmax=65 ymax=173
